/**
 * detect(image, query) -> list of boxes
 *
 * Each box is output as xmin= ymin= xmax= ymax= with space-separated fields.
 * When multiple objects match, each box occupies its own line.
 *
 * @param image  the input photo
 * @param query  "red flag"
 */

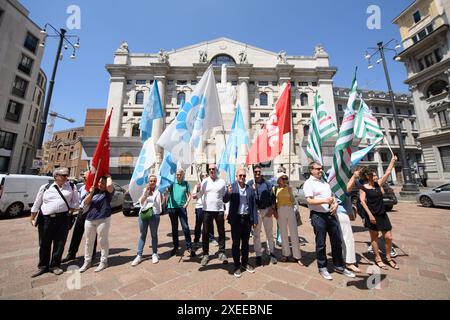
xmin=246 ymin=83 xmax=291 ymax=165
xmin=85 ymin=110 xmax=112 ymax=191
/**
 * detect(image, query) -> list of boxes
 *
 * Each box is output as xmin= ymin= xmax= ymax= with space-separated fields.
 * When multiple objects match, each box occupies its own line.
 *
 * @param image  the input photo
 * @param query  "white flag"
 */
xmin=157 ymin=65 xmax=221 ymax=167
xmin=129 ymin=137 xmax=156 ymax=203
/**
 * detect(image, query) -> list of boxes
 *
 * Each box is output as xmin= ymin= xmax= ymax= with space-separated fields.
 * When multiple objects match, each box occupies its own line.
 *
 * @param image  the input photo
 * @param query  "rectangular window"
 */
xmin=12 ymin=76 xmax=29 ymax=98
xmin=167 ymin=80 xmax=174 ymax=86
xmin=402 ymin=135 xmax=407 ymax=144
xmin=426 ymin=24 xmax=434 ymax=34
xmin=290 ymin=81 xmax=295 ymax=87
xmin=434 ymin=48 xmax=443 ymax=63
xmin=439 ymin=146 xmax=450 ymax=172
xmin=381 ymin=152 xmax=388 ymax=162
xmin=258 ymin=81 xmax=269 ymax=86
xmin=250 ymin=112 xmax=255 ymax=117
xmin=424 ymin=53 xmax=434 ymax=68
xmin=337 ymin=104 xmax=343 ymax=111
xmin=134 ymin=112 xmax=142 ymax=117
xmin=260 ymin=113 xmax=270 ymax=118
xmin=418 ymin=29 xmax=427 ymax=40
xmin=18 ymin=54 xmax=34 ymax=75
xmin=302 ymin=113 xmax=311 ymax=118
xmin=231 ymin=80 xmax=237 ymax=86
xmin=298 ymin=82 xmax=308 ymax=87
xmin=123 ymin=112 xmax=128 ymax=117
xmin=413 ymin=10 xmax=421 ymax=23
xmin=29 ymin=126 xmax=34 ymax=141
xmin=408 ymin=109 xmax=414 ymax=116
xmin=135 ymin=80 xmax=146 ymax=85
xmin=412 ymin=34 xmax=419 ymax=44
xmin=33 ymin=109 xmax=38 ymax=123
xmin=292 ymin=113 xmax=297 ymax=118
xmin=272 ymin=81 xmax=278 ymax=86
xmin=399 ymin=120 xmax=404 ymax=129
xmin=5 ymin=100 xmax=23 ymax=122
xmin=249 ymin=81 xmax=255 ymax=85
xmin=438 ymin=110 xmax=450 ymax=127
xmin=386 ymin=107 xmax=391 ymax=114
xmin=367 ymin=152 xmax=375 ymax=162
xmin=311 ymin=82 xmax=317 ymax=87
xmin=24 ymin=32 xmax=39 ymax=54
xmin=390 ymin=134 xmax=396 ymax=144
xmin=0 ymin=130 xmax=17 ymax=150
xmin=166 ymin=111 xmax=171 ymax=117
xmin=374 ymin=107 xmax=379 ymax=113
xmin=415 ymin=153 xmax=422 ymax=163
xmin=388 ymin=119 xmax=394 ymax=128
xmin=191 ymin=80 xmax=198 ymax=85
xmin=126 ymin=80 xmax=132 ymax=85
xmin=176 ymin=80 xmax=187 ymax=85
xmin=411 ymin=120 xmax=416 ymax=130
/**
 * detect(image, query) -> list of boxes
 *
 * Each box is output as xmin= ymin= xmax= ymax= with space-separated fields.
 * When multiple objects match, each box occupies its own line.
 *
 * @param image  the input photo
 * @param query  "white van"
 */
xmin=0 ymin=174 xmax=54 ymax=217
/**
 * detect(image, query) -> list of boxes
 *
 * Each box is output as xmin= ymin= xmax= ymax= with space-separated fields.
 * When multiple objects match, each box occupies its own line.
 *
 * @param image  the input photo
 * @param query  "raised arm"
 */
xmin=106 ymin=175 xmax=114 ymax=194
xmin=378 ymin=156 xmax=397 ymax=186
xmin=347 ymin=169 xmax=360 ymax=193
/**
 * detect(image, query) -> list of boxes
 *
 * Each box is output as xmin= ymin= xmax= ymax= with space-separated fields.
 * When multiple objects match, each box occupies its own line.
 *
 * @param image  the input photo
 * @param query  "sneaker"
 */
xmin=131 ymin=255 xmax=142 ymax=267
xmin=79 ymin=262 xmax=91 ymax=273
xmin=152 ymin=254 xmax=159 ymax=264
xmin=233 ymin=267 xmax=242 ymax=278
xmin=390 ymin=247 xmax=398 ymax=258
xmin=243 ymin=264 xmax=255 ymax=273
xmin=269 ymin=254 xmax=278 ymax=265
xmin=218 ymin=253 xmax=228 ymax=264
xmin=319 ymin=268 xmax=333 ymax=280
xmin=367 ymin=245 xmax=374 ymax=253
xmin=51 ymin=267 xmax=64 ymax=276
xmin=201 ymin=255 xmax=209 ymax=266
xmin=335 ymin=267 xmax=355 ymax=278
xmin=255 ymin=256 xmax=262 ymax=266
xmin=276 ymin=240 xmax=282 ymax=247
xmin=210 ymin=239 xmax=219 ymax=246
xmin=95 ymin=262 xmax=108 ymax=272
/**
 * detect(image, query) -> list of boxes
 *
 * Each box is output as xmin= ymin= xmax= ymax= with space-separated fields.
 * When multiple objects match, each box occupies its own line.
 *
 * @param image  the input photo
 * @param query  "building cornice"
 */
xmin=398 ymin=24 xmax=449 ymax=58
xmin=403 ymin=58 xmax=450 ymax=85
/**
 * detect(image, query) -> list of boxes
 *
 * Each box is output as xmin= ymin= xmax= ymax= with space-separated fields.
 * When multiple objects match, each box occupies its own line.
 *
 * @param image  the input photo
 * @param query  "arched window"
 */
xmin=132 ymin=124 xmax=140 ymax=137
xmin=210 ymin=54 xmax=236 ymax=66
xmin=135 ymin=91 xmax=144 ymax=105
xmin=260 ymin=93 xmax=268 ymax=106
xmin=177 ymin=92 xmax=186 ymax=105
xmin=300 ymin=93 xmax=309 ymax=106
xmin=303 ymin=125 xmax=309 ymax=136
xmin=73 ymin=132 xmax=77 ymax=140
xmin=426 ymin=80 xmax=448 ymax=98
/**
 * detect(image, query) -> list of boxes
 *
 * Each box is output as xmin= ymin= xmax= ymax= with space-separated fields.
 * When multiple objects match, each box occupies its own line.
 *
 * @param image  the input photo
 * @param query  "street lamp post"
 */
xmin=36 ymin=24 xmax=80 ymax=156
xmin=365 ymin=39 xmax=419 ymax=194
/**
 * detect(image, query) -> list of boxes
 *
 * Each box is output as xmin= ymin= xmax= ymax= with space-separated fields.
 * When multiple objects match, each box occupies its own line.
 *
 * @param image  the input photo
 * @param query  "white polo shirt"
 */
xmin=303 ymin=176 xmax=332 ymax=213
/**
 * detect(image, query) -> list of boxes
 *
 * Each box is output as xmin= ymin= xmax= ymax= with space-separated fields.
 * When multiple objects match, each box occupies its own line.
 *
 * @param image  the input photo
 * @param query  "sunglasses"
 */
xmin=209 ymin=168 xmax=216 ymax=171
xmin=238 ymin=175 xmax=246 ymax=178
xmin=59 ymin=174 xmax=69 ymax=177
xmin=254 ymin=171 xmax=261 ymax=174
xmin=313 ymin=168 xmax=323 ymax=171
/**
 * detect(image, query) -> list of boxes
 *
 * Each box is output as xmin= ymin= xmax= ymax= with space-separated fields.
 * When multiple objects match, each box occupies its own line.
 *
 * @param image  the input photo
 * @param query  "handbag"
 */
xmin=140 ymin=207 xmax=154 ymax=221
xmin=294 ymin=205 xmax=302 ymax=226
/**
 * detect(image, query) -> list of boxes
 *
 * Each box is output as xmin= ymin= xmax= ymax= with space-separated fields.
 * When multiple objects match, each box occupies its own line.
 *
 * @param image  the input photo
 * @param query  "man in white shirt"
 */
xmin=194 ymin=164 xmax=228 ymax=266
xmin=30 ymin=168 xmax=79 ymax=277
xmin=303 ymin=162 xmax=355 ymax=281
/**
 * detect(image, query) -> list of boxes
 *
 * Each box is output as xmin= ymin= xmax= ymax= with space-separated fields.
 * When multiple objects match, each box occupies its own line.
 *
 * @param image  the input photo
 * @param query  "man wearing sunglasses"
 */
xmin=224 ymin=169 xmax=258 ymax=278
xmin=303 ymin=162 xmax=355 ymax=280
xmin=194 ymin=164 xmax=228 ymax=266
xmin=30 ymin=168 xmax=79 ymax=277
xmin=249 ymin=165 xmax=277 ymax=266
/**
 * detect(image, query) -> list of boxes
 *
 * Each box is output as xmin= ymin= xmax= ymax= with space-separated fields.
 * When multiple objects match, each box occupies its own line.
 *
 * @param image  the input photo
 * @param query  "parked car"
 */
xmin=295 ymin=182 xmax=397 ymax=212
xmin=0 ymin=174 xmax=54 ymax=217
xmin=122 ymin=187 xmax=140 ymax=216
xmin=76 ymin=182 xmax=125 ymax=210
xmin=416 ymin=183 xmax=450 ymax=208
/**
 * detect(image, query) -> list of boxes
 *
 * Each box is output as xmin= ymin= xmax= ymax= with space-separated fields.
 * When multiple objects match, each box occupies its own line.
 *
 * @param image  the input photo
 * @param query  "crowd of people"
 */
xmin=29 ymin=159 xmax=400 ymax=280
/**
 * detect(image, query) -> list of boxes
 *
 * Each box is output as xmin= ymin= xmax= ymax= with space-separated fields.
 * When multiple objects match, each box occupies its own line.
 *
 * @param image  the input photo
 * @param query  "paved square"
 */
xmin=0 ymin=201 xmax=449 ymax=300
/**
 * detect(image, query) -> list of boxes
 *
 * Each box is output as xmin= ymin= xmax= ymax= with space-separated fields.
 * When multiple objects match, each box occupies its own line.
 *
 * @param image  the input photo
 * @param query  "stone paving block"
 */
xmin=93 ymin=278 xmax=122 ymax=295
xmin=118 ymin=278 xmax=156 ymax=298
xmin=6 ymin=288 xmax=44 ymax=300
xmin=91 ymin=290 xmax=124 ymax=300
xmin=59 ymin=285 xmax=97 ymax=300
xmin=213 ymin=287 xmax=247 ymax=300
xmin=246 ymin=289 xmax=286 ymax=300
xmin=264 ymin=280 xmax=317 ymax=300
xmin=31 ymin=275 xmax=58 ymax=288
xmin=305 ymin=278 xmax=336 ymax=298
xmin=419 ymin=269 xmax=448 ymax=282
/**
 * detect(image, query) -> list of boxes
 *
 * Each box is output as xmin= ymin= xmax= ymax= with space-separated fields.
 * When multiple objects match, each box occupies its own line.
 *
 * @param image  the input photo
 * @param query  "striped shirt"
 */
xmin=31 ymin=182 xmax=79 ymax=215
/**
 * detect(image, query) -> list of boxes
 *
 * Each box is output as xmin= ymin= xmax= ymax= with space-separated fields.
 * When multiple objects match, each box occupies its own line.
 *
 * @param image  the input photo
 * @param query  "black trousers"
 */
xmin=310 ymin=211 xmax=344 ymax=269
xmin=38 ymin=213 xmax=70 ymax=270
xmin=67 ymin=211 xmax=97 ymax=259
xmin=202 ymin=211 xmax=225 ymax=255
xmin=230 ymin=215 xmax=252 ymax=268
xmin=194 ymin=208 xmax=214 ymax=243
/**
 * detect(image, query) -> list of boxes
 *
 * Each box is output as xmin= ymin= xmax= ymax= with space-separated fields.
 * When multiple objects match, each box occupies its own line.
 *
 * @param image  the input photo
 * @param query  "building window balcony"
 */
xmin=11 ymin=76 xmax=29 ymax=98
xmin=5 ymin=100 xmax=24 ymax=123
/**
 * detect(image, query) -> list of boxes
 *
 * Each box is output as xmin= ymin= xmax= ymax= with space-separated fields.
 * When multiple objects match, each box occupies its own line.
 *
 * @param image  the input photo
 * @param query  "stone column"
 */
xmin=106 ymin=76 xmax=126 ymax=137
xmin=374 ymin=150 xmax=384 ymax=177
xmin=238 ymin=77 xmax=250 ymax=131
xmin=152 ymin=76 xmax=166 ymax=164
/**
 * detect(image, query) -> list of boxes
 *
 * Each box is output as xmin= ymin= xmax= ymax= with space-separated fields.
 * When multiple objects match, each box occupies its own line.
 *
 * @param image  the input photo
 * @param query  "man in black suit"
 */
xmin=223 ymin=168 xmax=258 ymax=278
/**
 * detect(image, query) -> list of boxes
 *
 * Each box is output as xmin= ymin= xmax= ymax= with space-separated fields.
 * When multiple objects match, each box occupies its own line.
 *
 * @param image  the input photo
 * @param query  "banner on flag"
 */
xmin=128 ymin=137 xmax=156 ymax=203
xmin=140 ymin=80 xmax=163 ymax=143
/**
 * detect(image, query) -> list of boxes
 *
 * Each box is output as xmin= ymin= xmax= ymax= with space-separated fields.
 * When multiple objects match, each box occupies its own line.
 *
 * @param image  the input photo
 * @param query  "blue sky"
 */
xmin=21 ymin=0 xmax=413 ymax=132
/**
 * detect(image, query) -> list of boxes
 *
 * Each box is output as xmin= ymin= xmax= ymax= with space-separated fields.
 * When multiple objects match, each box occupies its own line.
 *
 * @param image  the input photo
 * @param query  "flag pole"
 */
xmin=92 ymin=158 xmax=101 ymax=192
xmin=383 ymin=131 xmax=395 ymax=156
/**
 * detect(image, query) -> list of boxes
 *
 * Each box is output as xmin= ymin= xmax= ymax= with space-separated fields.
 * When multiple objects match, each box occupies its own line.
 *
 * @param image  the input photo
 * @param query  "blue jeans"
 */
xmin=168 ymin=207 xmax=192 ymax=250
xmin=310 ymin=211 xmax=344 ymax=270
xmin=137 ymin=214 xmax=160 ymax=256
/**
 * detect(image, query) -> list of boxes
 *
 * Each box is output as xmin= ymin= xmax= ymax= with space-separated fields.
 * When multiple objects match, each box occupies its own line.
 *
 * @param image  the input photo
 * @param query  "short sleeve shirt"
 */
xmin=168 ymin=181 xmax=190 ymax=209
xmin=303 ymin=176 xmax=332 ymax=213
xmin=85 ymin=190 xmax=114 ymax=220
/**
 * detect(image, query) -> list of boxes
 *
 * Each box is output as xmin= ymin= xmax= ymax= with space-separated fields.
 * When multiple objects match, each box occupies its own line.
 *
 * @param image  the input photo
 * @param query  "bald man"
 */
xmin=223 ymin=169 xmax=258 ymax=278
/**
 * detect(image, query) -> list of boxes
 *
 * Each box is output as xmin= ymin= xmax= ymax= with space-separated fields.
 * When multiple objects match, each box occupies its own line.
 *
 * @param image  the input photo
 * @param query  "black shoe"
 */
xmin=61 ymin=255 xmax=76 ymax=263
xmin=51 ymin=267 xmax=64 ymax=275
xmin=170 ymin=248 xmax=178 ymax=256
xmin=187 ymin=249 xmax=196 ymax=257
xmin=256 ymin=256 xmax=262 ymax=267
xmin=31 ymin=268 xmax=48 ymax=278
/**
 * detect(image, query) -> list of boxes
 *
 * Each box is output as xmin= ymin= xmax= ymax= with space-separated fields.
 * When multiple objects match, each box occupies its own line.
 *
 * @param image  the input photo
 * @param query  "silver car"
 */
xmin=416 ymin=183 xmax=450 ymax=208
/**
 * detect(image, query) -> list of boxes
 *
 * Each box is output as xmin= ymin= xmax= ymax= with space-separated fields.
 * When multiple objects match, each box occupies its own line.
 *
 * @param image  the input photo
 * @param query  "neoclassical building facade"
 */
xmin=84 ymin=38 xmax=339 ymax=183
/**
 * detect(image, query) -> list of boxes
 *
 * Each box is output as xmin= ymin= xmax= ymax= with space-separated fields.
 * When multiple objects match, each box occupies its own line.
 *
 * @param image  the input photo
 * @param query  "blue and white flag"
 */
xmin=128 ymin=137 xmax=156 ymax=202
xmin=157 ymin=65 xmax=221 ymax=167
xmin=140 ymin=80 xmax=163 ymax=143
xmin=158 ymin=151 xmax=178 ymax=193
xmin=218 ymin=105 xmax=249 ymax=183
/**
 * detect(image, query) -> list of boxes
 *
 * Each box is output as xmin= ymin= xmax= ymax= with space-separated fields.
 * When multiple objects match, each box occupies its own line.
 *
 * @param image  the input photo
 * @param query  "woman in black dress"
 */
xmin=359 ymin=156 xmax=399 ymax=270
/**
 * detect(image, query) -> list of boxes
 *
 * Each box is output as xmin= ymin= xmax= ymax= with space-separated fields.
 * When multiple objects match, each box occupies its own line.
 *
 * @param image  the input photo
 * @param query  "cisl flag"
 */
xmin=246 ymin=83 xmax=291 ymax=164
xmin=85 ymin=109 xmax=112 ymax=192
